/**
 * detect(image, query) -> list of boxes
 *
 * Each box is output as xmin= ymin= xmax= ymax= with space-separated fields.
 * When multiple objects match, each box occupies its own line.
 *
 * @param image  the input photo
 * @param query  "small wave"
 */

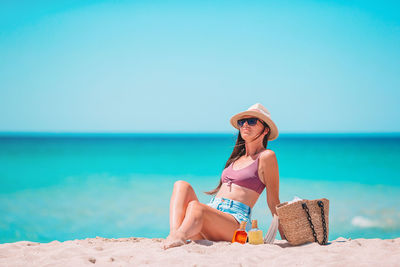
xmin=351 ymin=215 xmax=400 ymax=230
xmin=351 ymin=216 xmax=380 ymax=228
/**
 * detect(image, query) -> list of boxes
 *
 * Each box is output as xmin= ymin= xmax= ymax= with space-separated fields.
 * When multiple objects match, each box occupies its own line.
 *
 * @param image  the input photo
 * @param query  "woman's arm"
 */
xmin=261 ymin=150 xmax=286 ymax=240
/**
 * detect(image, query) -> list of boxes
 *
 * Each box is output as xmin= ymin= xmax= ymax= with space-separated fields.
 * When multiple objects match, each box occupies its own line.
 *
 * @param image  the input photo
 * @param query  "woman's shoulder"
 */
xmin=260 ymin=149 xmax=275 ymax=156
xmin=259 ymin=149 xmax=276 ymax=162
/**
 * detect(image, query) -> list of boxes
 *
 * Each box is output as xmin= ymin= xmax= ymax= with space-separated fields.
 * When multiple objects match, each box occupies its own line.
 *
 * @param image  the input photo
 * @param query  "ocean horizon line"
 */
xmin=0 ymin=131 xmax=400 ymax=139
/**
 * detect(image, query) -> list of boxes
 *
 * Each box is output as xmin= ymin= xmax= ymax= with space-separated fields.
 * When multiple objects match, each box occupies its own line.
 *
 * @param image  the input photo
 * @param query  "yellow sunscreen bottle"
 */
xmin=248 ymin=219 xmax=264 ymax=245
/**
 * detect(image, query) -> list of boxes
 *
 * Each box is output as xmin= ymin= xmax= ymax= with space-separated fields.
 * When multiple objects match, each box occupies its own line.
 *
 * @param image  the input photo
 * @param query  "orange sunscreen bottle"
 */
xmin=248 ymin=219 xmax=264 ymax=244
xmin=232 ymin=221 xmax=248 ymax=244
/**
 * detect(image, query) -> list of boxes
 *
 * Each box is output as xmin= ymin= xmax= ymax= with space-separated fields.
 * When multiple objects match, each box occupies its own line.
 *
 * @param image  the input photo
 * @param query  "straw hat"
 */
xmin=230 ymin=103 xmax=279 ymax=141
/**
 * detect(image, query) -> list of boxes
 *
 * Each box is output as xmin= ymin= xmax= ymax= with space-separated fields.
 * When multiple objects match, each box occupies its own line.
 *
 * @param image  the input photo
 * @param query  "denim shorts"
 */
xmin=207 ymin=196 xmax=252 ymax=231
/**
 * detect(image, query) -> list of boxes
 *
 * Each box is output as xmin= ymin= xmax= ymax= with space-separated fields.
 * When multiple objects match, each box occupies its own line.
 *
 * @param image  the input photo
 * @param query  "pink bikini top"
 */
xmin=220 ymin=153 xmax=266 ymax=194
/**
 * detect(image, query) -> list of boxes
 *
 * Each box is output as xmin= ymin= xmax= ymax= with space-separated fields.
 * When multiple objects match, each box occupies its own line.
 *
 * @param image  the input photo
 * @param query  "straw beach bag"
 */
xmin=276 ymin=198 xmax=329 ymax=246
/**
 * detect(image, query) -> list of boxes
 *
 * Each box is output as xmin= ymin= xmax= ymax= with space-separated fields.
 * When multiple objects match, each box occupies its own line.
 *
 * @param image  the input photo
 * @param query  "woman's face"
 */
xmin=239 ymin=115 xmax=269 ymax=141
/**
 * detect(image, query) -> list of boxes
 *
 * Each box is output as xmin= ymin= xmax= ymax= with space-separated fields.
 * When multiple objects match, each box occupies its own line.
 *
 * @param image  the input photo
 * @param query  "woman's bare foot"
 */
xmin=162 ymin=230 xmax=188 ymax=250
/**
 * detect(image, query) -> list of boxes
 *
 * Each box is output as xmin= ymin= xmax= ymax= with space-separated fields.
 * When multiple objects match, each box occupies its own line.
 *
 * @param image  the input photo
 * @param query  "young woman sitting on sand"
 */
xmin=162 ymin=103 xmax=285 ymax=249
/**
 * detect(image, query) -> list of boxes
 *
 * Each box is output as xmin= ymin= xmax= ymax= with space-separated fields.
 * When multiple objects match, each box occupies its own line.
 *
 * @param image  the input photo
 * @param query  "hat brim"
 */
xmin=230 ymin=111 xmax=279 ymax=141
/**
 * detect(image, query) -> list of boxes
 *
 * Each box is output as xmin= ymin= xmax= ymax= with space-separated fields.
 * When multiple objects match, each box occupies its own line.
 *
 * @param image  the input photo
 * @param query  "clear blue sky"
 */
xmin=0 ymin=0 xmax=399 ymax=133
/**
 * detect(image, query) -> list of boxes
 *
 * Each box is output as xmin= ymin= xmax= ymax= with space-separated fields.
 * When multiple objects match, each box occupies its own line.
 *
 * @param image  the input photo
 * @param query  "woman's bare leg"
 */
xmin=163 ymin=201 xmax=240 ymax=249
xmin=163 ymin=180 xmax=209 ymax=249
xmin=168 ymin=180 xmax=199 ymax=232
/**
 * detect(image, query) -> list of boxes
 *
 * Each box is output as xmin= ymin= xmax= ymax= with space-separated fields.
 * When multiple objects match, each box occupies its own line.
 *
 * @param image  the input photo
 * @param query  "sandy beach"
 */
xmin=0 ymin=237 xmax=399 ymax=266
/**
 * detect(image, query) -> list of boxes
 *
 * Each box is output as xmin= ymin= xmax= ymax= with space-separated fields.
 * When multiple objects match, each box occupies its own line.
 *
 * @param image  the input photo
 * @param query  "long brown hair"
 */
xmin=204 ymin=119 xmax=271 ymax=195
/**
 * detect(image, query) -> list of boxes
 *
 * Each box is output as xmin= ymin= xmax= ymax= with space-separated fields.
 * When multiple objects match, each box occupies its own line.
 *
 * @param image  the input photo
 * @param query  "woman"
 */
xmin=162 ymin=103 xmax=285 ymax=249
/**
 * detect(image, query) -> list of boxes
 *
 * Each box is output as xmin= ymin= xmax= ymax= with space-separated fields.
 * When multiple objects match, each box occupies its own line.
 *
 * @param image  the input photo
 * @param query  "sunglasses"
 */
xmin=237 ymin=117 xmax=259 ymax=127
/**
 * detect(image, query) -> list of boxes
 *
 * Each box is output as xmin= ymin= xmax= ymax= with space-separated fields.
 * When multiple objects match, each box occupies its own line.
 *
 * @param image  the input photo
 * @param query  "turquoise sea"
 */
xmin=0 ymin=133 xmax=399 ymax=244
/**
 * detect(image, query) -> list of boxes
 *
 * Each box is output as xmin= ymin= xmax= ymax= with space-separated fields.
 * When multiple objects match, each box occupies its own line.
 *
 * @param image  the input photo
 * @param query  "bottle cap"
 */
xmin=252 ymin=219 xmax=258 ymax=229
xmin=239 ymin=221 xmax=247 ymax=230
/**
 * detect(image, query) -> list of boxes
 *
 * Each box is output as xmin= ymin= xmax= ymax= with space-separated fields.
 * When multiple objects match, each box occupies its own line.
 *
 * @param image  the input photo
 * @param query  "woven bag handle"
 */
xmin=301 ymin=200 xmax=328 ymax=245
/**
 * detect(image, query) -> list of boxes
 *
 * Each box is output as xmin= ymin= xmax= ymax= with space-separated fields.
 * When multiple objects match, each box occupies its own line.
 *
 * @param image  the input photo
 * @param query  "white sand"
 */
xmin=0 ymin=237 xmax=399 ymax=266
